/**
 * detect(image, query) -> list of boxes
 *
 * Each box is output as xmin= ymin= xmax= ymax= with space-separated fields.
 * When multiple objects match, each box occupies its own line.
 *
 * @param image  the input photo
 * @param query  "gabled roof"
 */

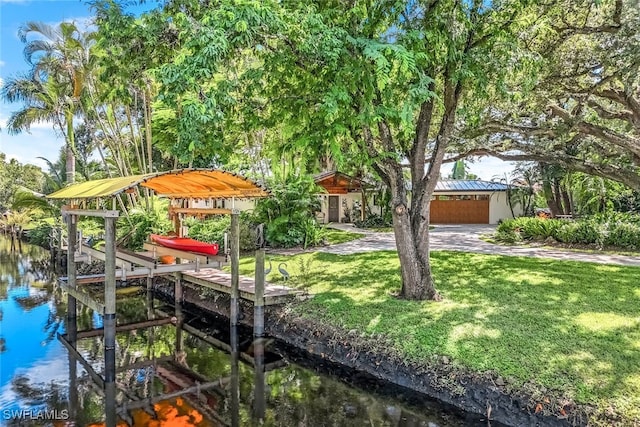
xmin=314 ymin=171 xmax=368 ymax=193
xmin=435 ymin=180 xmax=509 ymax=192
xmin=47 ymin=169 xmax=269 ymax=200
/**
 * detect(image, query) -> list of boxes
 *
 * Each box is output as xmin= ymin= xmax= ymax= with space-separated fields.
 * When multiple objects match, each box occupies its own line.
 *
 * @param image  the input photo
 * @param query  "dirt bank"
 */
xmin=154 ymin=280 xmax=592 ymax=427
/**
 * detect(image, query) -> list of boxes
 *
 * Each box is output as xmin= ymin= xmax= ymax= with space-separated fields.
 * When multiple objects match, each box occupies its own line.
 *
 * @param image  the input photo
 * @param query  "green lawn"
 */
xmin=321 ymin=228 xmax=364 ymax=245
xmin=239 ymin=251 xmax=640 ymax=424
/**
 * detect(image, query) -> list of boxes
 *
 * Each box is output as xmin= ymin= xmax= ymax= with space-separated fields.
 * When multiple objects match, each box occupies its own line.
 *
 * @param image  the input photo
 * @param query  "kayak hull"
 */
xmin=150 ymin=234 xmax=219 ymax=256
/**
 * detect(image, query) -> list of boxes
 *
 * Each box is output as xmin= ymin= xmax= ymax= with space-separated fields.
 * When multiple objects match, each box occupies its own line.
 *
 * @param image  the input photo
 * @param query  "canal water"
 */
xmin=0 ymin=237 xmax=486 ymax=426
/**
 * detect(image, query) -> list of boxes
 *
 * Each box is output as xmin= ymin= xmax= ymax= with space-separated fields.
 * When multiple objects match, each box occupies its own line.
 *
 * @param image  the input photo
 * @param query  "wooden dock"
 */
xmin=182 ymin=268 xmax=300 ymax=305
xmin=60 ymin=266 xmax=301 ymax=307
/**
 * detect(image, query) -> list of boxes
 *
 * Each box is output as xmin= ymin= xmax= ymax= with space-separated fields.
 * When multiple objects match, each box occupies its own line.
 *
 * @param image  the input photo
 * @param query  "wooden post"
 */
xmin=253 ymin=249 xmax=266 ymax=422
xmin=104 ymin=216 xmax=117 ymax=427
xmin=66 ymin=213 xmax=78 ymax=421
xmin=230 ymin=212 xmax=240 ymax=326
xmin=66 ymin=214 xmax=77 ymax=339
xmin=253 ymin=336 xmax=266 ymax=422
xmin=56 ymin=227 xmax=63 ymax=267
xmin=146 ymin=277 xmax=155 ymax=321
xmin=67 ymin=344 xmax=78 ymax=419
xmin=254 ymin=249 xmax=265 ymax=338
xmin=230 ymin=324 xmax=240 ymax=427
xmin=174 ymin=272 xmax=183 ymax=356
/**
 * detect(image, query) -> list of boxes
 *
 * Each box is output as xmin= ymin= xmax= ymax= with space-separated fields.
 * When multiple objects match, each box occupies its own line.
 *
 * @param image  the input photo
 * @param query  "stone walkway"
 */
xmin=321 ymin=223 xmax=640 ymax=267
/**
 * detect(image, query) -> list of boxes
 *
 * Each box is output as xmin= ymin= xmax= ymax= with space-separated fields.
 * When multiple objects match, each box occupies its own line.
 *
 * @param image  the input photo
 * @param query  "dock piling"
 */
xmin=230 ymin=212 xmax=240 ymax=326
xmin=254 ymin=249 xmax=265 ymax=338
xmin=104 ymin=216 xmax=117 ymax=427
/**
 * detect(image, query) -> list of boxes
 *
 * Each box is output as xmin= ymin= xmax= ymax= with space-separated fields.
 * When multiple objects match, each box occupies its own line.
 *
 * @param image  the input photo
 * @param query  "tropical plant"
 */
xmin=184 ymin=213 xmax=256 ymax=252
xmin=496 ymin=213 xmax=640 ymax=250
xmin=566 ymin=173 xmax=629 ymax=216
xmin=448 ymin=160 xmax=477 ymax=180
xmin=1 ymin=21 xmax=95 ymax=184
xmin=116 ymin=199 xmax=172 ymax=250
xmin=0 ymin=154 xmax=46 ymax=210
xmin=253 ymin=173 xmax=322 ymax=248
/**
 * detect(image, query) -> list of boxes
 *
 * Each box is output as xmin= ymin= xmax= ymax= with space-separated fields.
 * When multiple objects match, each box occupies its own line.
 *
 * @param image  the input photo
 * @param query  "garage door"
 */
xmin=430 ymin=196 xmax=489 ymax=224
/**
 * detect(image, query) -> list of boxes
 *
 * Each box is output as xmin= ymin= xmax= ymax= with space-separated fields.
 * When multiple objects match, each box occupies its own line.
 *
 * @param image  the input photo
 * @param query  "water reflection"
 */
xmin=1 ymin=236 xmax=479 ymax=427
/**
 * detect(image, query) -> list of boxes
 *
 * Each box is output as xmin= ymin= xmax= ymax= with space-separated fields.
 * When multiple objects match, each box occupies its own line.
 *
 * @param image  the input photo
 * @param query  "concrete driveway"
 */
xmin=321 ymin=223 xmax=640 ymax=267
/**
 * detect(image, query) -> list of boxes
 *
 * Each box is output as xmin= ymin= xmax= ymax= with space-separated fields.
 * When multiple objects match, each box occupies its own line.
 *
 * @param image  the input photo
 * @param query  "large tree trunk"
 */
xmin=66 ymin=143 xmax=76 ymax=185
xmin=392 ymin=201 xmax=441 ymax=301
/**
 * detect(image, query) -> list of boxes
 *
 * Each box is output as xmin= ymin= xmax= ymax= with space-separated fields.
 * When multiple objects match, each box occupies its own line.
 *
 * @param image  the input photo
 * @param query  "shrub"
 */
xmin=25 ymin=222 xmax=53 ymax=248
xmin=494 ymin=229 xmax=522 ymax=244
xmin=604 ymin=222 xmax=640 ymax=250
xmin=496 ymin=217 xmax=561 ymax=240
xmin=354 ymin=213 xmax=392 ymax=229
xmin=253 ymin=173 xmax=323 ymax=248
xmin=117 ymin=202 xmax=173 ymax=250
xmin=496 ymin=213 xmax=640 ymax=251
xmin=185 ymin=213 xmax=256 ymax=252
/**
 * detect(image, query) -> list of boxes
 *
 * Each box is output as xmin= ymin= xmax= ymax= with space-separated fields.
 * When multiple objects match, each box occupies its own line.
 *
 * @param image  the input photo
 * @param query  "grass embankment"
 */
xmin=239 ymin=251 xmax=640 ymax=424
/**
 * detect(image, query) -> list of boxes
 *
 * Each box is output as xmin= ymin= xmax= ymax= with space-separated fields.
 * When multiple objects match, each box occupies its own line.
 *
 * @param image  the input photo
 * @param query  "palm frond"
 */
xmin=18 ymin=21 xmax=61 ymax=44
xmin=5 ymin=107 xmax=57 ymax=134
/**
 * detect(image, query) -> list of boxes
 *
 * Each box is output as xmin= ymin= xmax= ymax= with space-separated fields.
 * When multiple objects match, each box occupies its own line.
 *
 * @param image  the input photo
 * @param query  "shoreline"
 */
xmin=158 ymin=281 xmax=587 ymax=427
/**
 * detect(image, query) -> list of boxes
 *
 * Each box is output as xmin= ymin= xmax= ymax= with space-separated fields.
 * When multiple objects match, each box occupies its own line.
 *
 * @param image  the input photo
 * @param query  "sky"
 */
xmin=0 ymin=0 xmax=516 ymax=180
xmin=0 ymin=0 xmax=157 ymax=171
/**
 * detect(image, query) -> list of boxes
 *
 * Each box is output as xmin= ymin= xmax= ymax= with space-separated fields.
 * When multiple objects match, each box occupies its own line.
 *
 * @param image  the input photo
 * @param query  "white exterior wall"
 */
xmin=191 ymin=198 xmax=256 ymax=211
xmin=489 ymin=191 xmax=521 ymax=224
xmin=317 ymin=193 xmax=363 ymax=223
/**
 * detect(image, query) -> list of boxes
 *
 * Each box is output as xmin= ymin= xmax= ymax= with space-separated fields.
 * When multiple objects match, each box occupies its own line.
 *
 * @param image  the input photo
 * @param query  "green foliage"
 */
xmin=116 ymin=200 xmax=173 ymax=250
xmin=603 ymin=222 xmax=640 ymax=250
xmin=25 ymin=222 xmax=53 ymax=248
xmin=555 ymin=220 xmax=602 ymax=246
xmin=183 ymin=215 xmax=230 ymax=244
xmin=497 ymin=217 xmax=563 ymax=240
xmin=184 ymin=213 xmax=256 ymax=252
xmin=354 ymin=213 xmax=392 ymax=229
xmin=0 ymin=155 xmax=46 ymax=211
xmin=79 ymin=218 xmax=108 ymax=239
xmin=496 ymin=213 xmax=640 ymax=250
xmin=253 ymin=174 xmax=323 ymax=248
xmin=493 ymin=229 xmax=523 ymax=244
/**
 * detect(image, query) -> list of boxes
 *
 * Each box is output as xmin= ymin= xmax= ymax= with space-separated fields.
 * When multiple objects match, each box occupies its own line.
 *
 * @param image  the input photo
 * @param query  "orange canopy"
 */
xmin=47 ymin=169 xmax=269 ymax=200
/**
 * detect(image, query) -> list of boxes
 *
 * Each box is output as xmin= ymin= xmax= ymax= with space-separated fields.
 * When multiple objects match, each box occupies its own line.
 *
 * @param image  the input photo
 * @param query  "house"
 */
xmin=313 ymin=171 xmax=367 ymax=224
xmin=428 ymin=180 xmax=518 ymax=224
xmin=369 ymin=179 xmax=519 ymax=225
xmin=191 ymin=172 xmax=518 ymax=225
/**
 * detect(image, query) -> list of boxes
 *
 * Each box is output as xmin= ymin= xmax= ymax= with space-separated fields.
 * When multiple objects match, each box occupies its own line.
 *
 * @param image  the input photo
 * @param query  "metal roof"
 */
xmin=47 ymin=169 xmax=269 ymax=200
xmin=434 ymin=180 xmax=510 ymax=192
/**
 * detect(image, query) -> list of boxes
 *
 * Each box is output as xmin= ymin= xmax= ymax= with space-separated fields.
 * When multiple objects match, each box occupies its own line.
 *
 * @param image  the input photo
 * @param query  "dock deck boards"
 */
xmin=61 ymin=267 xmax=300 ymax=306
xmin=182 ymin=268 xmax=299 ymax=305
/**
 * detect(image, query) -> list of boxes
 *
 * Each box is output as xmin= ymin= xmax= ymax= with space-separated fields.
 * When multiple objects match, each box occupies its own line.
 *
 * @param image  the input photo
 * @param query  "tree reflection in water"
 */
xmin=1 ymin=236 xmax=467 ymax=427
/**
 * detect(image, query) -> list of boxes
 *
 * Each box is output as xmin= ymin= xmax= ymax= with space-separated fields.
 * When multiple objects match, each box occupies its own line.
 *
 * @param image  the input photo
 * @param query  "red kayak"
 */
xmin=150 ymin=234 xmax=219 ymax=256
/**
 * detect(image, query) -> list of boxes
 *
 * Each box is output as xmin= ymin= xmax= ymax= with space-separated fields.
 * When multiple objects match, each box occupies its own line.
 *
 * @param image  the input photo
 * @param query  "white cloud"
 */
xmin=466 ymin=156 xmax=517 ymax=181
xmin=0 ymin=61 xmax=5 ymax=67
xmin=49 ymin=16 xmax=95 ymax=32
xmin=0 ymin=345 xmax=69 ymax=410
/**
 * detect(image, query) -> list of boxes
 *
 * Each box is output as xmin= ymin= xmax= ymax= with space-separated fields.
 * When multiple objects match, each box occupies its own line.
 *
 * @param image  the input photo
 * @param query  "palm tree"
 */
xmin=0 ymin=209 xmax=33 ymax=251
xmin=1 ymin=21 xmax=95 ymax=184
